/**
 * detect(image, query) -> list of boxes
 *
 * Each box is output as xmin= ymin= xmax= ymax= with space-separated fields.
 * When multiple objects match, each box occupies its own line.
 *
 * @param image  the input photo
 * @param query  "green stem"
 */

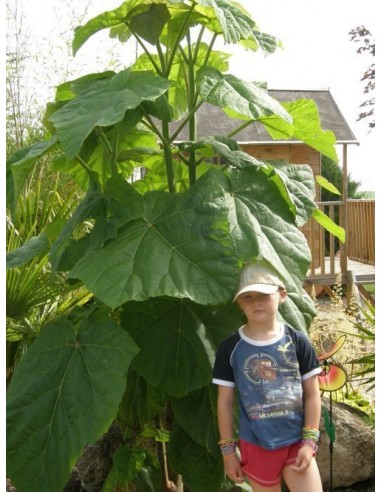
xmin=156 ymin=42 xmax=167 ymax=75
xmin=162 ymin=121 xmax=176 ymax=193
xmin=141 ymin=110 xmax=163 ymax=140
xmin=169 ymin=99 xmax=204 ymax=143
xmin=227 ymin=119 xmax=254 ymax=138
xmin=191 ymin=31 xmax=217 ymax=107
xmin=75 ymin=155 xmax=94 ymax=174
xmin=111 ymin=132 xmax=119 ymax=175
xmin=95 ymin=127 xmax=118 ymax=176
xmin=186 ymin=32 xmax=197 ymax=186
xmin=164 ymin=3 xmax=196 ymax=77
xmin=133 ymin=33 xmax=163 ymax=75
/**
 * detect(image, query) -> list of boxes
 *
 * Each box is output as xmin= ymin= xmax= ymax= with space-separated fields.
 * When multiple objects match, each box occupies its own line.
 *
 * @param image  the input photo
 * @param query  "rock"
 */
xmin=316 ymin=399 xmax=375 ymax=490
xmin=69 ymin=421 xmax=124 ymax=492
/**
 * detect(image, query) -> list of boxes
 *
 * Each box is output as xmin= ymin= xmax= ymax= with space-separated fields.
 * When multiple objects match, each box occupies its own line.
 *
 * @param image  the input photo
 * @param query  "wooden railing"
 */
xmin=347 ymin=199 xmax=375 ymax=264
xmin=304 ymin=199 xmax=375 ymax=284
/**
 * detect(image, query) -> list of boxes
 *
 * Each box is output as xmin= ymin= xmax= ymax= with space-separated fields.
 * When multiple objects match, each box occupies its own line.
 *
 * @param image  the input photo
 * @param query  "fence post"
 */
xmin=340 ymin=144 xmax=348 ymax=276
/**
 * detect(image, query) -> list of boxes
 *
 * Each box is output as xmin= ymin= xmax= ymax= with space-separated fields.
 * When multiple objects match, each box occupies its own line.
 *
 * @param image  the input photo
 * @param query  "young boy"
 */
xmin=212 ymin=263 xmax=323 ymax=492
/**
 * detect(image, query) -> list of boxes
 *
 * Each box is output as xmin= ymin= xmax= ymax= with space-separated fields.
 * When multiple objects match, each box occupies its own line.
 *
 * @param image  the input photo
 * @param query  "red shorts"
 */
xmin=239 ymin=439 xmax=301 ymax=487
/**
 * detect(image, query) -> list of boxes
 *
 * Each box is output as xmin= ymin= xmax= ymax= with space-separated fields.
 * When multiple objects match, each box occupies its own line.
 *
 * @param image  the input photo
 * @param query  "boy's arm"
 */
xmin=217 ymin=385 xmax=244 ymax=483
xmin=217 ymin=385 xmax=236 ymax=439
xmin=302 ymin=374 xmax=321 ymax=429
xmin=292 ymin=374 xmax=321 ymax=471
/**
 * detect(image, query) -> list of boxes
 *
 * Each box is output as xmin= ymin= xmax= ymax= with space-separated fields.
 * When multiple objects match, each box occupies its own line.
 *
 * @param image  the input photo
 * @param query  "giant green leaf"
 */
xmin=190 ymin=300 xmax=243 ymax=347
xmin=196 ymin=67 xmax=292 ymax=128
xmin=128 ymin=3 xmax=170 ymax=44
xmin=262 ymin=160 xmax=317 ymax=227
xmin=120 ymin=299 xmax=242 ymax=397
xmin=239 ymin=29 xmax=281 ymax=54
xmin=49 ymin=69 xmax=170 ymax=159
xmin=168 ymin=423 xmax=223 ymax=492
xmin=54 ymin=124 xmax=157 ymax=189
xmin=121 ymin=298 xmax=217 ymax=397
xmin=160 ymin=6 xmax=213 ymax=51
xmin=118 ymin=370 xmax=166 ymax=433
xmin=231 ymin=166 xmax=316 ymax=330
xmin=72 ymin=0 xmax=140 ymax=55
xmin=6 ymin=308 xmax=140 ymax=492
xmin=195 ymin=0 xmax=254 ymax=43
xmin=54 ymin=71 xmax=116 ymax=102
xmin=68 ymin=174 xmax=237 ymax=308
xmin=72 ymin=0 xmax=184 ymax=54
xmin=204 ymin=165 xmax=316 ymax=331
xmin=172 ymin=385 xmax=220 ymax=454
xmin=259 ymin=99 xmax=338 ymax=162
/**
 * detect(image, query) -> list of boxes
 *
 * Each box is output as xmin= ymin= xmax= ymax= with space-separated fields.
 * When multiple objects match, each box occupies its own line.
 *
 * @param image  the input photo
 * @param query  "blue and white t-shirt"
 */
xmin=212 ymin=323 xmax=322 ymax=450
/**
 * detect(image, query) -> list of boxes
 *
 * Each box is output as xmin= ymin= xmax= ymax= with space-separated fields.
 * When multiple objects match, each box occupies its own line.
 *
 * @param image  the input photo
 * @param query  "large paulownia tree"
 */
xmin=6 ymin=1 xmax=343 ymax=490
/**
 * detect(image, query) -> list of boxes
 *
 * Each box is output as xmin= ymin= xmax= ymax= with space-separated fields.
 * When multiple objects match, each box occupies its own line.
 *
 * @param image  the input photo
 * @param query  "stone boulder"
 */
xmin=316 ymin=399 xmax=375 ymax=490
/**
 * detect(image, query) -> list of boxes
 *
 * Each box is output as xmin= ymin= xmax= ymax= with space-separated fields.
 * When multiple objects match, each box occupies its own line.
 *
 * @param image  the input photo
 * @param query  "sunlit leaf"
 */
xmin=312 ymin=208 xmax=345 ymax=242
xmin=49 ymin=69 xmax=170 ymax=159
xmin=316 ymin=175 xmax=341 ymax=195
xmin=261 ymin=99 xmax=338 ymax=162
xmin=196 ymin=67 xmax=292 ymax=126
xmin=72 ymin=0 xmax=139 ymax=55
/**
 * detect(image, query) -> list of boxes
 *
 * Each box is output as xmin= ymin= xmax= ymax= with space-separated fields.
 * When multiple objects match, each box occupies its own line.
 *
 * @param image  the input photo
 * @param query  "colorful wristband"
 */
xmin=302 ymin=426 xmax=320 ymax=442
xmin=218 ymin=439 xmax=239 ymax=458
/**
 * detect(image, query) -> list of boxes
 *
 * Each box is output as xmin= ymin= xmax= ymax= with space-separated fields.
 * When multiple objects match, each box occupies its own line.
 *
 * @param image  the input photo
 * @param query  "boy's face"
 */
xmin=236 ymin=289 xmax=287 ymax=324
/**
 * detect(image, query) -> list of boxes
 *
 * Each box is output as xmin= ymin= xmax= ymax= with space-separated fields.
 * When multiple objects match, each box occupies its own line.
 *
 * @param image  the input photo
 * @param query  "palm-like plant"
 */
xmin=348 ymin=300 xmax=375 ymax=392
xmin=6 ymin=165 xmax=92 ymax=384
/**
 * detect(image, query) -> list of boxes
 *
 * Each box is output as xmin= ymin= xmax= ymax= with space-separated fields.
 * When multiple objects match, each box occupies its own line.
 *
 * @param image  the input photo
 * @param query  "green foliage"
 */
xmin=322 ymin=406 xmax=336 ymax=443
xmin=103 ymin=445 xmax=162 ymax=491
xmin=347 ymin=301 xmax=375 ymax=392
xmin=6 ymin=1 xmax=343 ymax=490
xmin=321 ymin=155 xmax=366 ymax=201
xmin=7 ymin=307 xmax=140 ymax=492
xmin=6 ymin=166 xmax=92 ymax=382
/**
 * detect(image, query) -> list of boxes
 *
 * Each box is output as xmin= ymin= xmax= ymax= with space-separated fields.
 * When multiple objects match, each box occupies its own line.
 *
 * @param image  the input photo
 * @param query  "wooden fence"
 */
xmin=347 ymin=199 xmax=375 ymax=264
xmin=306 ymin=199 xmax=375 ymax=283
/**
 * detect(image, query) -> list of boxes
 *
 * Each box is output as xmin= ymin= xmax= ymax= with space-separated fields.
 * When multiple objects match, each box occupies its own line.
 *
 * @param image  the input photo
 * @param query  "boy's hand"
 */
xmin=223 ymin=455 xmax=245 ymax=484
xmin=290 ymin=443 xmax=315 ymax=472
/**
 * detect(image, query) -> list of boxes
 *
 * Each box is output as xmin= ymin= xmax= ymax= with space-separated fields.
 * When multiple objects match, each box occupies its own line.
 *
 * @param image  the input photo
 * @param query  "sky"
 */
xmin=6 ymin=0 xmax=377 ymax=191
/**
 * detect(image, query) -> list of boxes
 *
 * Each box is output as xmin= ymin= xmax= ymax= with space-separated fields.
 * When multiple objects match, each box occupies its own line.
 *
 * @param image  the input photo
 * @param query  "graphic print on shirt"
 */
xmin=241 ymin=340 xmax=303 ymax=421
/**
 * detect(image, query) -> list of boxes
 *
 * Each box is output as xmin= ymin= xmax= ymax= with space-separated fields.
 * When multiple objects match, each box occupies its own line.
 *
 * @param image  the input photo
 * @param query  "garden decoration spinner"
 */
xmin=317 ymin=335 xmax=348 ymax=492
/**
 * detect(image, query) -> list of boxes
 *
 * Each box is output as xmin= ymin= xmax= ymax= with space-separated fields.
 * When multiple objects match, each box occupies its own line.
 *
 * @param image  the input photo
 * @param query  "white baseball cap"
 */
xmin=233 ymin=263 xmax=285 ymax=302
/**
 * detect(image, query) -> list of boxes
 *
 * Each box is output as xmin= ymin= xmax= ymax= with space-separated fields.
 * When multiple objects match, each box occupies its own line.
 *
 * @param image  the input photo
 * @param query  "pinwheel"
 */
xmin=317 ymin=335 xmax=348 ymax=492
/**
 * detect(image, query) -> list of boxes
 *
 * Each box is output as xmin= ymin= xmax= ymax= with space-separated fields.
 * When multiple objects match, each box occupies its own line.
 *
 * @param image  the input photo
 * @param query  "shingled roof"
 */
xmin=172 ymin=89 xmax=358 ymax=145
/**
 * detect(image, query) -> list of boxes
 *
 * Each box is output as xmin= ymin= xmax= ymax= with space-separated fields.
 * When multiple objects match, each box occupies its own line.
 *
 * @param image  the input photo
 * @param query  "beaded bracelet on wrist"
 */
xmin=218 ymin=439 xmax=239 ymax=458
xmin=302 ymin=426 xmax=320 ymax=442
